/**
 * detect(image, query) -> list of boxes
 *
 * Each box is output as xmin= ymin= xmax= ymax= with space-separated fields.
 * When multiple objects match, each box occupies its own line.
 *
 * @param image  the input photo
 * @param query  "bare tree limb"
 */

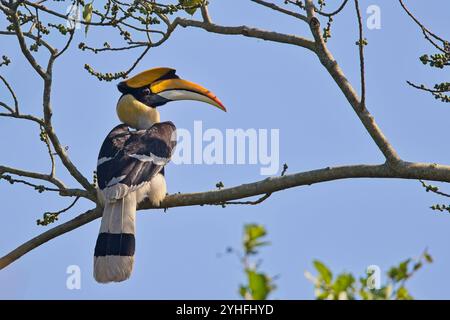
xmin=0 ymin=165 xmax=93 ymax=199
xmin=250 ymin=0 xmax=309 ymax=22
xmin=0 ymin=112 xmax=44 ymax=125
xmin=1 ymin=0 xmax=449 ymax=274
xmin=41 ymin=56 xmax=96 ymax=195
xmin=0 ymin=31 xmax=55 ymax=55
xmin=200 ymin=4 xmax=211 ymax=24
xmin=175 ymin=18 xmax=316 ymax=52
xmin=305 ymin=0 xmax=400 ymax=164
xmin=0 ymin=207 xmax=100 ymax=269
xmin=9 ymin=11 xmax=50 ymax=79
xmin=0 ymin=174 xmax=63 ymax=193
xmin=3 ymin=161 xmax=450 ymax=269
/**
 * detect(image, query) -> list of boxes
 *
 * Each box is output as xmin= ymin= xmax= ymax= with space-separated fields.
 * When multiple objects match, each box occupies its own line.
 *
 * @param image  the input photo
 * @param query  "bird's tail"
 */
xmin=94 ymin=193 xmax=136 ymax=283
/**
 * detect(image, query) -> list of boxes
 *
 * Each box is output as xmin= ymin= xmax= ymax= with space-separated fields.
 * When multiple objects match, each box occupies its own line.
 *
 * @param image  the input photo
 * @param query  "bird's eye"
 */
xmin=142 ymin=87 xmax=151 ymax=95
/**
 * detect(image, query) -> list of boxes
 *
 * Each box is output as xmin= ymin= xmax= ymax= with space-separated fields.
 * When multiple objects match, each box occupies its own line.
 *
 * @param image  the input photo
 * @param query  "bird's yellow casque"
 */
xmin=116 ymin=67 xmax=226 ymax=130
xmin=94 ymin=67 xmax=226 ymax=283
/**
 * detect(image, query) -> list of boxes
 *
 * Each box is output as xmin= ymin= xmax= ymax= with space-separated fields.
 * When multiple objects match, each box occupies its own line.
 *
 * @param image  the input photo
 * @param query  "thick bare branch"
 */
xmin=200 ymin=4 xmax=211 ymax=23
xmin=3 ymin=160 xmax=450 ymax=269
xmin=42 ymin=124 xmax=96 ymax=195
xmin=305 ymin=0 xmax=400 ymax=164
xmin=9 ymin=11 xmax=49 ymax=79
xmin=0 ymin=207 xmax=100 ymax=269
xmin=1 ymin=0 xmax=449 ymax=276
xmin=40 ymin=60 xmax=96 ymax=195
xmin=175 ymin=18 xmax=316 ymax=52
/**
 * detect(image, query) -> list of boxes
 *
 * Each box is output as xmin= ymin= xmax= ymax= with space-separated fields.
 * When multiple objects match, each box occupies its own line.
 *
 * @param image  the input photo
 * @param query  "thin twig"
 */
xmin=0 ymin=75 xmax=19 ymax=113
xmin=0 ymin=174 xmax=63 ymax=193
xmin=0 ymin=102 xmax=14 ymax=113
xmin=37 ymin=196 xmax=81 ymax=226
xmin=398 ymin=0 xmax=446 ymax=43
xmin=218 ymin=163 xmax=289 ymax=206
xmin=250 ymin=0 xmax=308 ymax=22
xmin=420 ymin=180 xmax=450 ymax=198
xmin=354 ymin=0 xmax=366 ymax=108
xmin=315 ymin=0 xmax=349 ymax=17
xmin=54 ymin=28 xmax=75 ymax=59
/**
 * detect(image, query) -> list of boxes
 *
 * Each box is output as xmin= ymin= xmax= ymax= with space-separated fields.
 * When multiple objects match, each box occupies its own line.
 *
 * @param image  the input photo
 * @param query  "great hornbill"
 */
xmin=94 ymin=67 xmax=226 ymax=283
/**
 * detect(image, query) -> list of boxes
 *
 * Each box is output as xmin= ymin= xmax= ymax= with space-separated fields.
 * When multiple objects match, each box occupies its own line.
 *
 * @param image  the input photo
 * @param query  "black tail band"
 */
xmin=94 ymin=233 xmax=135 ymax=257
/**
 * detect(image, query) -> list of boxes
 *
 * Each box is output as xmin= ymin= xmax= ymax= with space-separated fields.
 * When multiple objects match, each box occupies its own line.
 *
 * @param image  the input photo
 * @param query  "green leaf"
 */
xmin=246 ymin=269 xmax=273 ymax=300
xmin=313 ymin=260 xmax=333 ymax=284
xmin=413 ymin=262 xmax=422 ymax=271
xmin=83 ymin=2 xmax=94 ymax=36
xmin=396 ymin=286 xmax=413 ymax=300
xmin=245 ymin=224 xmax=266 ymax=240
xmin=388 ymin=259 xmax=410 ymax=282
xmin=243 ymin=224 xmax=268 ymax=254
xmin=316 ymin=291 xmax=330 ymax=300
xmin=239 ymin=285 xmax=248 ymax=299
xmin=424 ymin=252 xmax=433 ymax=263
xmin=387 ymin=266 xmax=398 ymax=281
xmin=397 ymin=259 xmax=410 ymax=281
xmin=179 ymin=0 xmax=203 ymax=15
xmin=333 ymin=273 xmax=355 ymax=294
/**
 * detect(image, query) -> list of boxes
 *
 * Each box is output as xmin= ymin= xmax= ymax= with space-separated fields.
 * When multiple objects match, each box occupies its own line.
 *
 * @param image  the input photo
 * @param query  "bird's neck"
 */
xmin=116 ymin=94 xmax=160 ymax=130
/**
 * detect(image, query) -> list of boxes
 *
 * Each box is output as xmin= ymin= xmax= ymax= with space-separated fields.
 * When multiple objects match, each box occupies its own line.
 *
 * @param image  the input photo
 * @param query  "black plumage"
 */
xmin=97 ymin=121 xmax=176 ymax=192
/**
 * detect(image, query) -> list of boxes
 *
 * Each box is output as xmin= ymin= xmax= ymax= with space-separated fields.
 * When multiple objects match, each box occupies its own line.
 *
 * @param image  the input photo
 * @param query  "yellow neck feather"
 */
xmin=116 ymin=94 xmax=160 ymax=129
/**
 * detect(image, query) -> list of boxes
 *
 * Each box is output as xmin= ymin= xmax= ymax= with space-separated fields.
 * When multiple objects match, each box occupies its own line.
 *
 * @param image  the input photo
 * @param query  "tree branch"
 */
xmin=250 ymin=0 xmax=309 ymax=22
xmin=3 ymin=161 xmax=450 ymax=269
xmin=200 ymin=4 xmax=211 ymax=23
xmin=0 ymin=165 xmax=93 ymax=199
xmin=315 ymin=0 xmax=349 ymax=17
xmin=8 ymin=11 xmax=50 ymax=79
xmin=399 ymin=0 xmax=447 ymax=52
xmin=1 ymin=0 xmax=449 ymax=275
xmin=175 ymin=18 xmax=316 ymax=52
xmin=0 ymin=74 xmax=18 ymax=113
xmin=354 ymin=0 xmax=366 ymax=108
xmin=41 ymin=55 xmax=96 ymax=195
xmin=0 ymin=207 xmax=100 ymax=269
xmin=305 ymin=0 xmax=400 ymax=164
xmin=0 ymin=30 xmax=55 ymax=54
xmin=0 ymin=111 xmax=44 ymax=125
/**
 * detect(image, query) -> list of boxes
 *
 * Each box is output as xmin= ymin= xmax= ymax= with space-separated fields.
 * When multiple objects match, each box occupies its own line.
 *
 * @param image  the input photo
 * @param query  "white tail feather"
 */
xmin=94 ymin=256 xmax=134 ymax=283
xmin=94 ymin=192 xmax=137 ymax=283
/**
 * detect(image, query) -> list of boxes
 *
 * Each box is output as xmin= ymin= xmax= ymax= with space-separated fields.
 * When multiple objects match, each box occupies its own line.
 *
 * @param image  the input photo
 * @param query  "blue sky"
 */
xmin=1 ymin=0 xmax=449 ymax=299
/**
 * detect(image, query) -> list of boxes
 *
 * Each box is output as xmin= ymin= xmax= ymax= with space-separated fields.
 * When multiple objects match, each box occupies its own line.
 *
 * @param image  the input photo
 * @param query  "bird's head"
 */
xmin=116 ymin=67 xmax=226 ymax=129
